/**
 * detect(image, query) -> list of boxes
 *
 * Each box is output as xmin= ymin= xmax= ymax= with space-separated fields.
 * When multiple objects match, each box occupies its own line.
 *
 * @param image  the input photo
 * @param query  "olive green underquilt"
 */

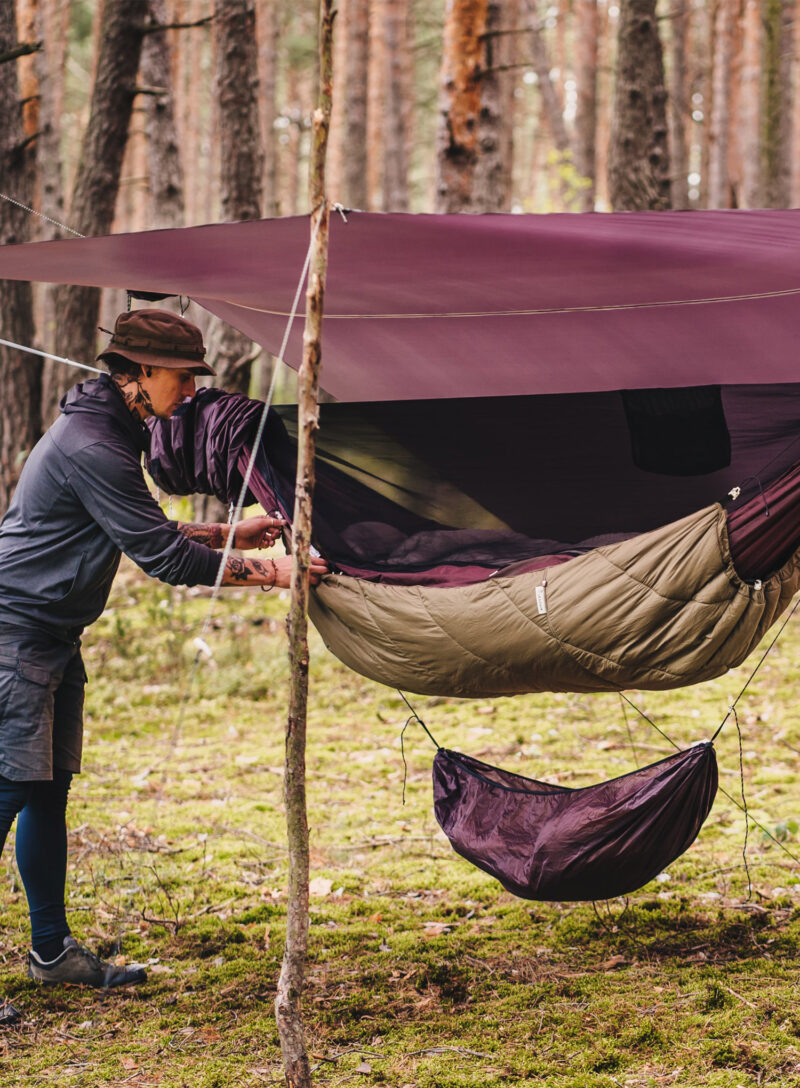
xmin=309 ymin=504 xmax=800 ymax=698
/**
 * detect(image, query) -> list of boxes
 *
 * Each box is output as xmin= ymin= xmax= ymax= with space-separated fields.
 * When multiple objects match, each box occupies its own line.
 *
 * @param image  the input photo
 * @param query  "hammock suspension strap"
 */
xmin=621 ymin=595 xmax=800 ymax=871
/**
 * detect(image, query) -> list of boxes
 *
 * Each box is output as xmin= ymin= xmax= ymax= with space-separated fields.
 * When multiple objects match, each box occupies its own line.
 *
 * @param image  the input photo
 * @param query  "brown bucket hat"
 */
xmin=97 ymin=309 xmax=216 ymax=375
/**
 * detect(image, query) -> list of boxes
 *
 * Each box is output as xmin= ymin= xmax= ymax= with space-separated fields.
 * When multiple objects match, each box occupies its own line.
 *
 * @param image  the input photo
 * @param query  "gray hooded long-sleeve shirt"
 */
xmin=0 ymin=375 xmax=222 ymax=638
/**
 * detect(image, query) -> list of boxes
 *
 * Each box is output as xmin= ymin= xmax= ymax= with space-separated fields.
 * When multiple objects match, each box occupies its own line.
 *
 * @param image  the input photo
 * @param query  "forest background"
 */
xmin=2 ymin=3 xmax=800 ymax=1087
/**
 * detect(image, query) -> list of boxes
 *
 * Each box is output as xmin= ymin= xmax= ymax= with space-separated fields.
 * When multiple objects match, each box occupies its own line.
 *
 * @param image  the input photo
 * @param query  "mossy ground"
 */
xmin=2 ymin=560 xmax=800 ymax=1086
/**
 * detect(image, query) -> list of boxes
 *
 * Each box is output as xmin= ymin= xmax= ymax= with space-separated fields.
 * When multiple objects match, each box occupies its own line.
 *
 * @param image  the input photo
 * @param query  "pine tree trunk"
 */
xmin=275 ymin=5 xmax=334 ymax=1084
xmin=285 ymin=62 xmax=303 ymax=215
xmin=434 ymin=0 xmax=489 ymax=212
xmin=43 ymin=0 xmax=147 ymax=423
xmin=594 ymin=0 xmax=612 ymax=208
xmin=739 ymin=0 xmax=761 ymax=207
xmin=211 ymin=0 xmax=262 ymax=396
xmin=524 ymin=0 xmax=571 ymax=155
xmin=667 ymin=0 xmax=690 ymax=209
xmin=366 ymin=0 xmax=386 ymax=210
xmin=473 ymin=0 xmax=514 ymax=211
xmin=0 ymin=0 xmax=41 ymax=511
xmin=382 ymin=0 xmax=411 ymax=211
xmin=327 ymin=0 xmax=347 ymax=202
xmin=608 ymin=0 xmax=671 ymax=210
xmin=344 ymin=0 xmax=369 ymax=208
xmin=575 ymin=0 xmax=599 ymax=210
xmin=142 ymin=0 xmax=185 ymax=229
xmin=707 ymin=0 xmax=734 ymax=207
xmin=556 ymin=0 xmax=568 ymax=106
xmin=33 ymin=0 xmax=70 ymax=354
xmin=762 ymin=0 xmax=793 ymax=207
xmin=257 ymin=0 xmax=279 ymax=217
xmin=792 ymin=0 xmax=800 ymax=205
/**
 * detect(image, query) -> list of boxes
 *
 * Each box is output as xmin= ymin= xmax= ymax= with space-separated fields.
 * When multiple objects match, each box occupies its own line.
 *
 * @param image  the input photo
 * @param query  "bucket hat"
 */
xmin=97 ymin=309 xmax=215 ymax=375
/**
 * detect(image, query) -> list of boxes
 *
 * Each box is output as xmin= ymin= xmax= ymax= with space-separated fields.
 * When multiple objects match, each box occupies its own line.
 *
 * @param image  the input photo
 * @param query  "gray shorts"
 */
xmin=0 ymin=624 xmax=85 ymax=781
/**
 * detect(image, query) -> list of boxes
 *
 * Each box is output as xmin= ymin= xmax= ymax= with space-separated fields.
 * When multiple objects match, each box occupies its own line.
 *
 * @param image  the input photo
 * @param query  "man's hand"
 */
xmin=233 ymin=516 xmax=286 ymax=550
xmin=274 ymin=554 xmax=329 ymax=587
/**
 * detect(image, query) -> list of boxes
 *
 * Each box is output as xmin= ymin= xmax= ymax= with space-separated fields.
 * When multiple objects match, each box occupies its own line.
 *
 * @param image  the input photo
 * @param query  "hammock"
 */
xmin=147 ymin=390 xmax=800 ymax=699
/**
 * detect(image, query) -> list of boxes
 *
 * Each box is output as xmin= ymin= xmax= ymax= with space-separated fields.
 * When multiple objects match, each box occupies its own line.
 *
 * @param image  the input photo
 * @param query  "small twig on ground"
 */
xmin=719 ymin=982 xmax=758 ymax=1008
xmin=210 ymin=823 xmax=286 ymax=850
xmin=407 ymin=1046 xmax=494 ymax=1059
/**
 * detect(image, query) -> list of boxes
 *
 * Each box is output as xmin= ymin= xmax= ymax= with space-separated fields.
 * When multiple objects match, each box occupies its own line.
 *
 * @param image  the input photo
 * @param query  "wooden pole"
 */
xmin=274 ymin=2 xmax=334 ymax=1086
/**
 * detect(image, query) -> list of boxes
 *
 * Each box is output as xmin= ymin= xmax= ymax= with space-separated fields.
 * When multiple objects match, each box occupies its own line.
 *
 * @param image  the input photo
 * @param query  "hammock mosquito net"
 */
xmin=3 ymin=209 xmax=800 ymax=899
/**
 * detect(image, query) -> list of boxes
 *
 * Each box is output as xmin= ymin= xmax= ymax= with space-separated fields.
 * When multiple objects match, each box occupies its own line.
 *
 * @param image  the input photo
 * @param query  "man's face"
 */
xmin=138 ymin=364 xmax=199 ymax=419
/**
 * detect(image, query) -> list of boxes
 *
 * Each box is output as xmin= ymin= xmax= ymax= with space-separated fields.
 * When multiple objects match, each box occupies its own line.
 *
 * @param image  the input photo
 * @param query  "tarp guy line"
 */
xmin=0 ymin=337 xmax=103 ymax=375
xmin=219 ymin=283 xmax=800 ymax=321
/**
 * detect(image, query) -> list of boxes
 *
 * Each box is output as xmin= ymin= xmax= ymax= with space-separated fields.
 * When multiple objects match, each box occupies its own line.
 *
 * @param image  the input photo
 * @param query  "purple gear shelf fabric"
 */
xmin=433 ymin=743 xmax=718 ymax=901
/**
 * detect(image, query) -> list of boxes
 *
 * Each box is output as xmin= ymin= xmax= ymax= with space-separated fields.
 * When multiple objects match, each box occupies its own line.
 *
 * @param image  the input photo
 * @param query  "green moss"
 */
xmin=2 ymin=564 xmax=800 ymax=1086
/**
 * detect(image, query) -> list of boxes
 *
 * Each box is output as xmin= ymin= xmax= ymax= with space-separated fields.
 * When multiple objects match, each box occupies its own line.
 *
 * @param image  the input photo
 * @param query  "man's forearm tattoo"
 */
xmin=178 ymin=522 xmax=225 ymax=549
xmin=226 ymin=556 xmax=249 ymax=582
xmin=225 ymin=556 xmax=276 ymax=585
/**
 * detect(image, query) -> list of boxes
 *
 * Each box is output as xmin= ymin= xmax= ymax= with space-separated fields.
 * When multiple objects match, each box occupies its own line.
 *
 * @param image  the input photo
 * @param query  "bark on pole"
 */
xmin=274 ymin=2 xmax=334 ymax=1085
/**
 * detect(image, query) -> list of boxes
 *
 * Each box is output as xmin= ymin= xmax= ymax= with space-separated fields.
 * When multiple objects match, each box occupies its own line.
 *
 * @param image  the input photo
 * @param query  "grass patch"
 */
xmin=2 ymin=560 xmax=800 ymax=1085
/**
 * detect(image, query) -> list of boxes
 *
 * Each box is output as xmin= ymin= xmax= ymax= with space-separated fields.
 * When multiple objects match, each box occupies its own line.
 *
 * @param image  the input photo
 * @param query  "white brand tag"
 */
xmin=536 ymin=585 xmax=547 ymax=615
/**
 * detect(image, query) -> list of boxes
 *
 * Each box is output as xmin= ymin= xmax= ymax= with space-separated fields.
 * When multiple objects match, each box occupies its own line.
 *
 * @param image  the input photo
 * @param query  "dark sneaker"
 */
xmin=28 ymin=937 xmax=147 ymax=989
xmin=0 ymin=1001 xmax=22 ymax=1026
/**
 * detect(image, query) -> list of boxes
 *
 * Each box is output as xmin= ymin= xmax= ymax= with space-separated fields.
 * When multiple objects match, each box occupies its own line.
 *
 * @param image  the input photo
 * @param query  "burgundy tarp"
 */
xmin=2 ymin=210 xmax=800 ymax=401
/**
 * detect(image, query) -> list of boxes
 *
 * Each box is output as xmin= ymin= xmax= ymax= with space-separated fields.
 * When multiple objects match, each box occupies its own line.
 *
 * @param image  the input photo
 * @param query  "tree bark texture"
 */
xmin=366 ymin=0 xmax=386 ymax=210
xmin=0 ymin=0 xmax=40 ymax=511
xmin=525 ymin=0 xmax=571 ymax=155
xmin=256 ymin=0 xmax=280 ymax=217
xmin=574 ymin=0 xmax=599 ymax=210
xmin=762 ymin=0 xmax=793 ymax=208
xmin=43 ymin=0 xmax=147 ymax=424
xmin=214 ymin=0 xmax=262 ymax=223
xmin=142 ymin=0 xmax=185 ymax=229
xmin=434 ymin=0 xmax=489 ymax=212
xmin=792 ymin=0 xmax=800 ymax=205
xmin=667 ymin=0 xmax=690 ymax=209
xmin=608 ymin=0 xmax=671 ymax=210
xmin=739 ymin=0 xmax=761 ymax=208
xmin=594 ymin=0 xmax=612 ymax=208
xmin=343 ymin=0 xmax=369 ymax=208
xmin=382 ymin=0 xmax=412 ymax=212
xmin=32 ymin=0 xmax=70 ymax=355
xmin=707 ymin=0 xmax=734 ymax=207
xmin=211 ymin=0 xmax=262 ymax=398
xmin=274 ymin=10 xmax=333 ymax=1086
xmin=473 ymin=0 xmax=514 ymax=211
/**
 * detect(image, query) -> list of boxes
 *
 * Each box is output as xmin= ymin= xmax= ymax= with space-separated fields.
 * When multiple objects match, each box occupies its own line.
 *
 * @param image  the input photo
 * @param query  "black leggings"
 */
xmin=0 ymin=770 xmax=72 ymax=951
